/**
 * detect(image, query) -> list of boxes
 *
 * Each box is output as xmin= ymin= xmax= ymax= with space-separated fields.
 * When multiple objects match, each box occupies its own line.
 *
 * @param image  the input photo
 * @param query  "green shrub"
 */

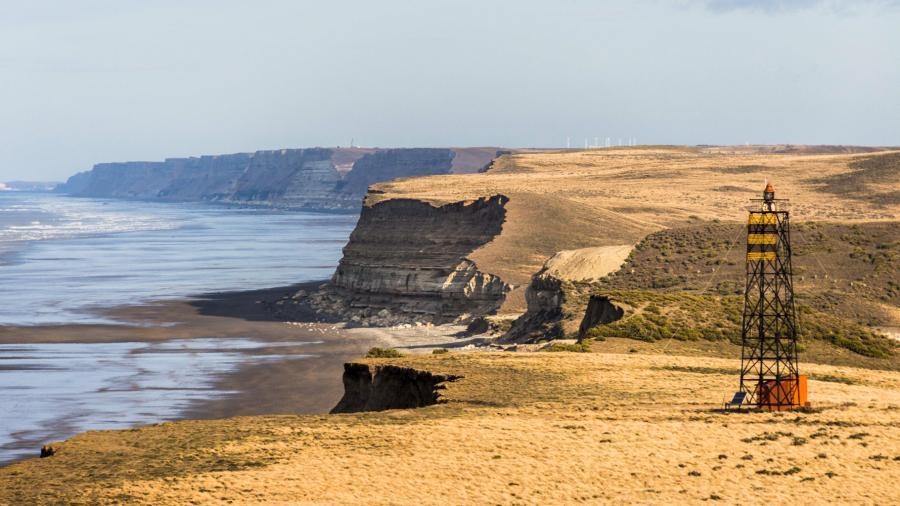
xmin=810 ymin=373 xmax=855 ymax=385
xmin=366 ymin=347 xmax=403 ymax=358
xmin=545 ymin=341 xmax=591 ymax=353
xmin=432 ymin=348 xmax=449 ymax=355
xmin=582 ymin=326 xmax=608 ymax=341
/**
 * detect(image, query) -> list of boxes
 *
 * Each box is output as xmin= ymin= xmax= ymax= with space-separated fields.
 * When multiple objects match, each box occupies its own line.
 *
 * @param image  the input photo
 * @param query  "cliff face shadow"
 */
xmin=188 ymin=281 xmax=327 ymax=323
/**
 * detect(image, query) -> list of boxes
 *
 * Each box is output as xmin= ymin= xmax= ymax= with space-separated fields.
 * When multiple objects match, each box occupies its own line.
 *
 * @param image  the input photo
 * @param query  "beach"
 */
xmin=0 ymin=281 xmax=474 ymax=464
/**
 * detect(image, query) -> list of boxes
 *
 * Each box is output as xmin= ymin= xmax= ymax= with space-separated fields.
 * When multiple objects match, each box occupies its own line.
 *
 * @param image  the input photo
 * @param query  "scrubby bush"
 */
xmin=366 ymin=347 xmax=403 ymax=358
xmin=798 ymin=306 xmax=894 ymax=358
xmin=582 ymin=327 xmax=607 ymax=341
xmin=579 ymin=290 xmax=894 ymax=358
xmin=545 ymin=341 xmax=591 ymax=353
xmin=585 ymin=291 xmax=742 ymax=344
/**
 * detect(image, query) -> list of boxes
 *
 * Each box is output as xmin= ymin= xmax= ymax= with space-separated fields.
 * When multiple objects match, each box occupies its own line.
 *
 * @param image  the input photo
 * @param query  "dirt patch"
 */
xmin=540 ymin=245 xmax=633 ymax=282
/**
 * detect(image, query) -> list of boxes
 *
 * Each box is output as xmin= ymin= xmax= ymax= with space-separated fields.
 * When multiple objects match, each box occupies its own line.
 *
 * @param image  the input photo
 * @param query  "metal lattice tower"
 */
xmin=739 ymin=183 xmax=803 ymax=410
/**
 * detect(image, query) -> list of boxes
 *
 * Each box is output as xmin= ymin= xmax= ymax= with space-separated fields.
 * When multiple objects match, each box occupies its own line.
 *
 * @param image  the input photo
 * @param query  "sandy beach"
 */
xmin=0 ymin=281 xmax=474 ymax=465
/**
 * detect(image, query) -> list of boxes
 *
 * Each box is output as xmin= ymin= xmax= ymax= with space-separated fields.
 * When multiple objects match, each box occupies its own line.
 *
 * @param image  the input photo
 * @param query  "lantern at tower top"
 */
xmin=763 ymin=182 xmax=775 ymax=210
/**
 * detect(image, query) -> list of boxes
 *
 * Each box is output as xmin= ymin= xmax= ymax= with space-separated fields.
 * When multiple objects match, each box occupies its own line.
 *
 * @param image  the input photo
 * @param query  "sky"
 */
xmin=1 ymin=0 xmax=899 ymax=181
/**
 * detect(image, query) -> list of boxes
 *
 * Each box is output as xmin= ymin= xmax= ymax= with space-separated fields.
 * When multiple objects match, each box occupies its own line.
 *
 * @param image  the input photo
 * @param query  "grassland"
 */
xmin=550 ymin=219 xmax=898 ymax=358
xmin=3 ymin=348 xmax=898 ymax=504
xmin=367 ymin=147 xmax=899 ymax=314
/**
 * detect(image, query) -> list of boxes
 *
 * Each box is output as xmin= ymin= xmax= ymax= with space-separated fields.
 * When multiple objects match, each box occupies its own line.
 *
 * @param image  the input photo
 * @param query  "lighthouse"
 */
xmin=738 ymin=182 xmax=808 ymax=410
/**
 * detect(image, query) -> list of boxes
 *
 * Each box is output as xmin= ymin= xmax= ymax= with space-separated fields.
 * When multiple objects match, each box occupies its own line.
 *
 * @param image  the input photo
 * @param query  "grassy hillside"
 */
xmin=567 ymin=221 xmax=898 ymax=358
xmin=593 ymin=221 xmax=898 ymax=311
xmin=580 ymin=291 xmax=893 ymax=359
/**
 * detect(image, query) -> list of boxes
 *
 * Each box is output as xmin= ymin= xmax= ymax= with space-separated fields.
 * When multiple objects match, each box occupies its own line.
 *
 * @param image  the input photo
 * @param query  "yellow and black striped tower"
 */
xmin=739 ymin=182 xmax=807 ymax=410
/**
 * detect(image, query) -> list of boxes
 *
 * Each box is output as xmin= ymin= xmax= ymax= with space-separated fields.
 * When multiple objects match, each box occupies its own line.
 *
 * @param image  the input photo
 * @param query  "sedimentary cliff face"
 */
xmin=228 ymin=148 xmax=340 ymax=208
xmin=310 ymin=195 xmax=510 ymax=325
xmin=56 ymin=147 xmax=504 ymax=211
xmin=337 ymin=148 xmax=454 ymax=197
xmin=502 ymin=273 xmax=567 ymax=342
xmin=157 ymin=154 xmax=253 ymax=201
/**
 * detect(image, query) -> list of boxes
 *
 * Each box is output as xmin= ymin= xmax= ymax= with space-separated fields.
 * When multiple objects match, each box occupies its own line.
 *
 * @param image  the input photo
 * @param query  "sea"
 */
xmin=0 ymin=191 xmax=357 ymax=463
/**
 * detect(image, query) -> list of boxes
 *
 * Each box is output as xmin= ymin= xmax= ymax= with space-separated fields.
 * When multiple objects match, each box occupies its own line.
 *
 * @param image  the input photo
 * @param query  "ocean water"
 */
xmin=0 ymin=338 xmax=317 ymax=463
xmin=0 ymin=191 xmax=357 ymax=463
xmin=0 ymin=192 xmax=357 ymax=325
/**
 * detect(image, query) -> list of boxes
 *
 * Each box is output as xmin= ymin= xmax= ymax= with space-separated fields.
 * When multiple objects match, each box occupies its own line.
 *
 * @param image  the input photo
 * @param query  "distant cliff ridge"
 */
xmin=56 ymin=147 xmax=504 ymax=211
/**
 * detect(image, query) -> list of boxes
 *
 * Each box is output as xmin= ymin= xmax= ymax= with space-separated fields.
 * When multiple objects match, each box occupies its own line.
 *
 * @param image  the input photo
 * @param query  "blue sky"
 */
xmin=1 ymin=0 xmax=898 ymax=180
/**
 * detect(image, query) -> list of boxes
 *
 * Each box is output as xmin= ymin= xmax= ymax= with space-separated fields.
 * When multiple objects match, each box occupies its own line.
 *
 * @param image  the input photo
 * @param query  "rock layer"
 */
xmin=337 ymin=148 xmax=454 ymax=197
xmin=310 ymin=195 xmax=510 ymax=325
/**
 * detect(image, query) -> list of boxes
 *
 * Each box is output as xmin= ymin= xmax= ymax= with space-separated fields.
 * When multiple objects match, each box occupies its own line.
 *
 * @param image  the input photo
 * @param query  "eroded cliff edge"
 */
xmin=330 ymin=363 xmax=461 ymax=413
xmin=310 ymin=195 xmax=510 ymax=325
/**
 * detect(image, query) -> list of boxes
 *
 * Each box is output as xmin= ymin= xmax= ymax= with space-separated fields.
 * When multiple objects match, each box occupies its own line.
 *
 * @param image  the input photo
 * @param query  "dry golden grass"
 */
xmin=368 ymin=148 xmax=900 ymax=313
xmin=3 ymin=346 xmax=898 ymax=505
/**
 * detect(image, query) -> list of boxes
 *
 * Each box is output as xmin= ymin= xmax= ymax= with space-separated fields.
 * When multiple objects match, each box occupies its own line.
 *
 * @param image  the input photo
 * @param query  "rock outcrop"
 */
xmin=310 ymin=195 xmax=510 ymax=325
xmin=331 ymin=363 xmax=461 ymax=413
xmin=502 ymin=246 xmax=633 ymax=342
xmin=502 ymin=273 xmax=567 ymax=342
xmin=56 ymin=147 xmax=505 ymax=211
xmin=577 ymin=295 xmax=625 ymax=337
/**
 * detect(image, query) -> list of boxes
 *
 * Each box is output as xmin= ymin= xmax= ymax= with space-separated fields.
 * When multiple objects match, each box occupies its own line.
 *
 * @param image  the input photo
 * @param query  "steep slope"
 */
xmin=156 ymin=154 xmax=253 ymax=201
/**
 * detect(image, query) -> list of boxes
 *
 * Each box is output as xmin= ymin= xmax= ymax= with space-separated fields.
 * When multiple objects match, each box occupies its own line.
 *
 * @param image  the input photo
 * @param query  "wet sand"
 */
xmin=0 ymin=282 xmax=474 ymax=463
xmin=0 ymin=282 xmax=325 ymax=345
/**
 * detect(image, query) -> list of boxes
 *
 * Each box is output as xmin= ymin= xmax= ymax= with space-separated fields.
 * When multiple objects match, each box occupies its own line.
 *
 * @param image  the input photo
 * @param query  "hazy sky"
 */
xmin=1 ymin=0 xmax=899 ymax=180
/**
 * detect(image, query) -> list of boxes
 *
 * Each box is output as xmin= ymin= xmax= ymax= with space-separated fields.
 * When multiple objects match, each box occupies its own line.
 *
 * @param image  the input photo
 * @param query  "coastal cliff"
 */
xmin=56 ymin=147 xmax=503 ymax=211
xmin=310 ymin=195 xmax=510 ymax=325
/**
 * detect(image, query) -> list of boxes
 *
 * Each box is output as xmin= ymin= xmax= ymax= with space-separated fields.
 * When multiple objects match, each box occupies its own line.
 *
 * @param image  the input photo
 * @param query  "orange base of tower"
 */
xmin=756 ymin=375 xmax=809 ymax=411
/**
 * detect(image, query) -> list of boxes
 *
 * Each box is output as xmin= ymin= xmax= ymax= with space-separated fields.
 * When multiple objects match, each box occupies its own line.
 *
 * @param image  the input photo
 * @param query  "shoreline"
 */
xmin=0 ymin=282 xmax=476 ymax=466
